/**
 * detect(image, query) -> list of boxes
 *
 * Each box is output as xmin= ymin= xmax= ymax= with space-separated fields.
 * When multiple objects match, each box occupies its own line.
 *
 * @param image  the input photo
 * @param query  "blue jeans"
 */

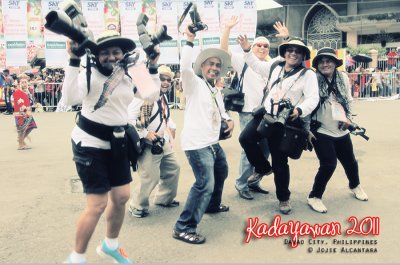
xmin=236 ymin=112 xmax=270 ymax=191
xmin=174 ymin=144 xmax=228 ymax=233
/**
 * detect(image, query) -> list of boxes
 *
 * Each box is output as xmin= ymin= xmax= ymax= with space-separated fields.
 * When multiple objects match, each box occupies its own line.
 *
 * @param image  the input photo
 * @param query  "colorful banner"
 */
xmin=43 ymin=0 xmax=68 ymax=67
xmin=156 ymin=0 xmax=179 ymax=64
xmin=142 ymin=0 xmax=156 ymax=34
xmin=220 ymin=0 xmax=244 ymax=53
xmin=0 ymin=2 xmax=5 ymax=69
xmin=240 ymin=0 xmax=257 ymax=42
xmin=3 ymin=0 xmax=28 ymax=66
xmin=82 ymin=0 xmax=105 ymax=40
xmin=119 ymin=0 xmax=141 ymax=45
xmin=198 ymin=0 xmax=221 ymax=49
xmin=104 ymin=0 xmax=119 ymax=32
xmin=27 ymin=0 xmax=43 ymax=63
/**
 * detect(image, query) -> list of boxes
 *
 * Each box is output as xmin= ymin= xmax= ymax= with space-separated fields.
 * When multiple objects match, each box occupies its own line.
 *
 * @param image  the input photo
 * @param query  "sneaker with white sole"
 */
xmin=64 ymin=254 xmax=86 ymax=263
xmin=307 ymin=197 xmax=328 ymax=213
xmin=351 ymin=185 xmax=368 ymax=201
xmin=96 ymin=241 xmax=132 ymax=264
xmin=128 ymin=206 xmax=149 ymax=218
xmin=279 ymin=200 xmax=292 ymax=214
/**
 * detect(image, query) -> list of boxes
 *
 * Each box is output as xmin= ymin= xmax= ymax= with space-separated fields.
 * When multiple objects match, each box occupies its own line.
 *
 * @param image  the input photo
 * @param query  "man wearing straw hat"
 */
xmin=127 ymin=65 xmax=180 ymax=219
xmin=172 ymin=26 xmax=234 ymax=244
xmin=237 ymin=36 xmax=319 ymax=214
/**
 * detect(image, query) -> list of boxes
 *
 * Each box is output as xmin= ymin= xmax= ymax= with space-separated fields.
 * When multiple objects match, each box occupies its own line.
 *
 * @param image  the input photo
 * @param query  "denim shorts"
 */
xmin=72 ymin=140 xmax=132 ymax=194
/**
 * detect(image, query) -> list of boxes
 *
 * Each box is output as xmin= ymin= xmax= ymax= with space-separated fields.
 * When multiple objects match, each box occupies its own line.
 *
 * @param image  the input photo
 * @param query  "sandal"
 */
xmin=172 ymin=230 xmax=206 ymax=244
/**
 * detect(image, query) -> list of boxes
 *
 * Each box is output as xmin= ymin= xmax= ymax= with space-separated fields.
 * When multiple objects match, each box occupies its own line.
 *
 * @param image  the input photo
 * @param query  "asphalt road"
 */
xmin=0 ymin=99 xmax=399 ymax=263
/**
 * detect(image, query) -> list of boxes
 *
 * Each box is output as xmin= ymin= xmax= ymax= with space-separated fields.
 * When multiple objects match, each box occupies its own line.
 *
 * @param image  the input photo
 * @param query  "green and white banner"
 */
xmin=82 ymin=0 xmax=105 ymax=40
xmin=156 ymin=0 xmax=179 ymax=64
xmin=42 ymin=0 xmax=67 ymax=67
xmin=3 ymin=0 xmax=27 ymax=66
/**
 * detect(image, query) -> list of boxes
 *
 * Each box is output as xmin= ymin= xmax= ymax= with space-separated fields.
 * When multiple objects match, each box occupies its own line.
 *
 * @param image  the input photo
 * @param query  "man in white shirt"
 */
xmin=62 ymin=30 xmax=160 ymax=263
xmin=237 ymin=37 xmax=319 ymax=215
xmin=127 ymin=65 xmax=180 ymax=218
xmin=172 ymin=26 xmax=234 ymax=244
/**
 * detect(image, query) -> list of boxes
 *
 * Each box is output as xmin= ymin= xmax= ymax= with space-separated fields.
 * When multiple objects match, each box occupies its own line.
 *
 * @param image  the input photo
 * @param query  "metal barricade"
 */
xmin=347 ymin=71 xmax=399 ymax=99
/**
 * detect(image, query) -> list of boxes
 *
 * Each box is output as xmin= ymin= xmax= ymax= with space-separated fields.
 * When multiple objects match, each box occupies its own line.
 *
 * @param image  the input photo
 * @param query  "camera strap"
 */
xmin=203 ymin=78 xmax=225 ymax=120
xmin=236 ymin=63 xmax=248 ymax=93
xmin=259 ymin=60 xmax=282 ymax=107
xmin=178 ymin=2 xmax=193 ymax=33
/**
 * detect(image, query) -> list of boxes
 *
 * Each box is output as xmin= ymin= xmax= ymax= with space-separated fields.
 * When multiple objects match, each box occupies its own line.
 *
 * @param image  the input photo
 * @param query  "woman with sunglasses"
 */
xmin=221 ymin=16 xmax=289 ymax=200
xmin=237 ymin=37 xmax=319 ymax=214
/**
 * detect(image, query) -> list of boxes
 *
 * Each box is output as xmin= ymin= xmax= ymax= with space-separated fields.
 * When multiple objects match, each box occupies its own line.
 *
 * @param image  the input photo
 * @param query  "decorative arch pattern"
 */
xmin=306 ymin=7 xmax=342 ymax=49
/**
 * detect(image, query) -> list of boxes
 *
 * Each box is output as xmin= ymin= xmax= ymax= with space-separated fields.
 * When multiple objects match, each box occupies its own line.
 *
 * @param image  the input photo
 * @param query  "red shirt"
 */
xmin=13 ymin=89 xmax=30 ymax=113
xmin=388 ymin=51 xmax=397 ymax=65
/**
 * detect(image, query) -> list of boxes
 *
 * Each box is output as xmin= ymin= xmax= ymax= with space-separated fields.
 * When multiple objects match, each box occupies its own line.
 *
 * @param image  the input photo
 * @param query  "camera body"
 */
xmin=136 ymin=13 xmax=172 ymax=60
xmin=151 ymin=137 xmax=165 ymax=155
xmin=45 ymin=0 xmax=96 ymax=56
xmin=188 ymin=4 xmax=208 ymax=33
xmin=276 ymin=99 xmax=294 ymax=125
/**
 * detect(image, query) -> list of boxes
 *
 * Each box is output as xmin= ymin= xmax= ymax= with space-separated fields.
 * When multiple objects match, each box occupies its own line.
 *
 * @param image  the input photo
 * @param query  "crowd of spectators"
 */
xmin=1 ymin=68 xmax=66 ymax=113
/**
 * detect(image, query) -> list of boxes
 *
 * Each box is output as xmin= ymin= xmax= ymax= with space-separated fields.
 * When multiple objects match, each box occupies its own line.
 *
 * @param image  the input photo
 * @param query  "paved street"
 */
xmin=0 ymin=99 xmax=399 ymax=263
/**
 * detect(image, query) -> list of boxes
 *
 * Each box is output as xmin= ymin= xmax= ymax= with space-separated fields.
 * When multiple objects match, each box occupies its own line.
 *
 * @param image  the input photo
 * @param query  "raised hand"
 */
xmin=273 ymin=21 xmax=289 ymax=39
xmin=185 ymin=26 xmax=196 ymax=42
xmin=225 ymin=15 xmax=239 ymax=30
xmin=236 ymin=35 xmax=251 ymax=51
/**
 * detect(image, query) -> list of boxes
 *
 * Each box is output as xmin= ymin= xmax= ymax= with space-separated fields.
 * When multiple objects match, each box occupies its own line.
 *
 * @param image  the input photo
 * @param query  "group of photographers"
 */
xmin=53 ymin=1 xmax=369 ymax=261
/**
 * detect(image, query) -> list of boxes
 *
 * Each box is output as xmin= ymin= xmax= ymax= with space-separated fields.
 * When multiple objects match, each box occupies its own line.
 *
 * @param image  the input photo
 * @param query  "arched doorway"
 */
xmin=307 ymin=8 xmax=342 ymax=50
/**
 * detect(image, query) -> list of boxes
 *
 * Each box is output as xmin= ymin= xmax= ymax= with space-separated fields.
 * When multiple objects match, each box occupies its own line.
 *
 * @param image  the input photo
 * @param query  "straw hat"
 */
xmin=278 ymin=38 xmax=310 ymax=60
xmin=158 ymin=65 xmax=175 ymax=79
xmin=312 ymin=47 xmax=343 ymax=68
xmin=95 ymin=30 xmax=136 ymax=55
xmin=193 ymin=48 xmax=231 ymax=76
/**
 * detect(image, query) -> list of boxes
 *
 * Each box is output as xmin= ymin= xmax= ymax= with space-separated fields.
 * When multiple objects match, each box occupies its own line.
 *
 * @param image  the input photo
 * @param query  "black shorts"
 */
xmin=72 ymin=140 xmax=132 ymax=194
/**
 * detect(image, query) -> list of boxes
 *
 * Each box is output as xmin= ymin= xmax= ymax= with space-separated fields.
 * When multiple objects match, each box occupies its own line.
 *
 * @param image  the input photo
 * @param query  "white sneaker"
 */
xmin=307 ymin=197 xmax=327 ymax=213
xmin=351 ymin=185 xmax=368 ymax=201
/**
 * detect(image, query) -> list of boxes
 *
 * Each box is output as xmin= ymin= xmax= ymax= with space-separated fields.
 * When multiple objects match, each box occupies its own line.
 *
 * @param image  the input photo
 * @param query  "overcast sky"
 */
xmin=256 ymin=0 xmax=283 ymax=10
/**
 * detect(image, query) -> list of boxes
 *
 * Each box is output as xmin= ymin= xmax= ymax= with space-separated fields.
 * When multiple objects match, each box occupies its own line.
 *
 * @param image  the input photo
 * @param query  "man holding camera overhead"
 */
xmin=172 ymin=26 xmax=234 ymax=245
xmin=237 ymin=36 xmax=319 ymax=214
xmin=62 ymin=30 xmax=160 ymax=263
xmin=221 ymin=16 xmax=290 ymax=201
xmin=127 ymin=65 xmax=180 ymax=219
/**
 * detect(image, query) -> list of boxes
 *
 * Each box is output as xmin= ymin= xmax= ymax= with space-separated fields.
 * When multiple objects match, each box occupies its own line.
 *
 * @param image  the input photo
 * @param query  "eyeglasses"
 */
xmin=255 ymin=43 xmax=269 ymax=48
xmin=285 ymin=48 xmax=304 ymax=55
xmin=160 ymin=76 xmax=172 ymax=82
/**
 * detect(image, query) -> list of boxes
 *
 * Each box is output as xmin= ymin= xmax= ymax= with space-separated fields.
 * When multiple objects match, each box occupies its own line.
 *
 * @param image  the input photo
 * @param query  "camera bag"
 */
xmin=279 ymin=125 xmax=308 ymax=159
xmin=223 ymin=64 xmax=248 ymax=112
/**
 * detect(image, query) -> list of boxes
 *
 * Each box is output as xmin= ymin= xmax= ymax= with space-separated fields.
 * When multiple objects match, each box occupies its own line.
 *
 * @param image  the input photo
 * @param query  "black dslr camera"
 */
xmin=44 ymin=0 xmax=96 ymax=56
xmin=151 ymin=137 xmax=165 ymax=155
xmin=188 ymin=3 xmax=208 ymax=33
xmin=276 ymin=99 xmax=294 ymax=126
xmin=136 ymin=13 xmax=172 ymax=60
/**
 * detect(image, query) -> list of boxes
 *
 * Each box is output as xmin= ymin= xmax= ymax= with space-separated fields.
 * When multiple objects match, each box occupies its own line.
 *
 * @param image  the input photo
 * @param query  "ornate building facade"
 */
xmin=257 ymin=0 xmax=400 ymax=53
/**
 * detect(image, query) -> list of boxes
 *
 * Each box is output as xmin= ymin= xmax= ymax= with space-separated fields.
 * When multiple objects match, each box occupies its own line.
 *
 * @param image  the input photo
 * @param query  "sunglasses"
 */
xmin=160 ymin=76 xmax=172 ymax=82
xmin=285 ymin=48 xmax=304 ymax=55
xmin=255 ymin=43 xmax=269 ymax=48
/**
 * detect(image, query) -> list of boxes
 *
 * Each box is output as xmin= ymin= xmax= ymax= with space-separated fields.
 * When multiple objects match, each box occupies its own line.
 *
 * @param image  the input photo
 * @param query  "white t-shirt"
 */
xmin=63 ymin=65 xmax=160 ymax=149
